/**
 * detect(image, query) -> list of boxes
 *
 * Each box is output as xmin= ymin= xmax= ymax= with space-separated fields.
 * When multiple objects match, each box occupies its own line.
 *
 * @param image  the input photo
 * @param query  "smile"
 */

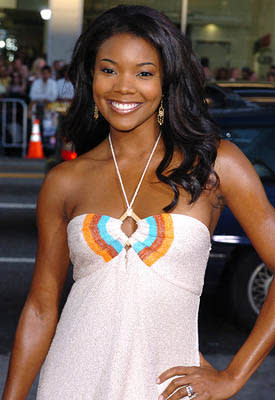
xmin=109 ymin=101 xmax=141 ymax=113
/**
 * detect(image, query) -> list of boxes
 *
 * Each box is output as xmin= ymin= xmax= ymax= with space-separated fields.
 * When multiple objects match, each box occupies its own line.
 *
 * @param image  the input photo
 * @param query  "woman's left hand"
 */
xmin=157 ymin=353 xmax=238 ymax=400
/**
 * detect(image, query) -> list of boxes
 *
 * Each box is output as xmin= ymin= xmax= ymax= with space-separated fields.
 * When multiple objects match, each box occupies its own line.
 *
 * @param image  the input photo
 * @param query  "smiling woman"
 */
xmin=3 ymin=5 xmax=275 ymax=400
xmin=92 ymin=33 xmax=163 ymax=132
xmin=64 ymin=5 xmax=220 ymax=211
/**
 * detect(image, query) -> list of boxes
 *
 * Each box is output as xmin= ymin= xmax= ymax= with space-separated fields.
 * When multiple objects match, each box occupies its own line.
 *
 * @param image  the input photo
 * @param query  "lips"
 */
xmin=108 ymin=100 xmax=142 ymax=113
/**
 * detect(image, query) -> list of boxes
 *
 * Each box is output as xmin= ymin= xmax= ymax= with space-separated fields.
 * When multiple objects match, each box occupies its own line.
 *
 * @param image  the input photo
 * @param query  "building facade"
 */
xmin=0 ymin=0 xmax=273 ymax=78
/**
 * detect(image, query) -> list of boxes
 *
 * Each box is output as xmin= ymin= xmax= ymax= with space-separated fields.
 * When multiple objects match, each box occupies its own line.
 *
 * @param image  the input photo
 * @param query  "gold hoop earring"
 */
xmin=157 ymin=99 xmax=164 ymax=126
xmin=93 ymin=104 xmax=99 ymax=120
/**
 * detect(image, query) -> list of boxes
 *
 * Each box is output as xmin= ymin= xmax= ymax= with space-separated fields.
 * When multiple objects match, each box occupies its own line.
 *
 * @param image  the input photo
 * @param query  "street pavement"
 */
xmin=0 ymin=157 xmax=274 ymax=399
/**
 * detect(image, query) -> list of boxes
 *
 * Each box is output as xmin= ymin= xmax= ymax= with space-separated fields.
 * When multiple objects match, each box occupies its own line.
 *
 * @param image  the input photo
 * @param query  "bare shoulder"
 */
xmin=40 ymin=159 xmax=78 ymax=199
xmin=38 ymin=144 xmax=108 ymax=217
xmin=214 ymin=139 xmax=260 ymax=196
xmin=42 ymin=146 xmax=104 ymax=192
xmin=215 ymin=139 xmax=252 ymax=174
xmin=38 ymin=157 xmax=90 ymax=214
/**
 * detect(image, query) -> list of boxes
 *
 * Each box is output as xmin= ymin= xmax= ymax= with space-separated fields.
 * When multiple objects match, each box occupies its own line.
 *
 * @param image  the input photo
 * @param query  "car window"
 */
xmin=235 ymin=89 xmax=275 ymax=98
xmin=222 ymin=127 xmax=275 ymax=179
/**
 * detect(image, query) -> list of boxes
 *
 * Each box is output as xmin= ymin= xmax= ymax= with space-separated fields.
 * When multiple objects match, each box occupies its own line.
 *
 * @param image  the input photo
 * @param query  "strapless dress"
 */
xmin=36 ymin=213 xmax=211 ymax=399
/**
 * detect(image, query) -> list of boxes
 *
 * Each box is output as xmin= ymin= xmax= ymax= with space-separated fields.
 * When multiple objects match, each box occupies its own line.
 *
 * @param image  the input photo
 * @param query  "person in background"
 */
xmin=200 ymin=57 xmax=211 ymax=81
xmin=56 ymin=66 xmax=74 ymax=100
xmin=214 ymin=67 xmax=229 ymax=81
xmin=0 ymin=62 xmax=10 ymax=95
xmin=30 ymin=65 xmax=57 ymax=104
xmin=27 ymin=57 xmax=47 ymax=96
xmin=267 ymin=71 xmax=275 ymax=83
xmin=28 ymin=57 xmax=46 ymax=84
xmin=12 ymin=55 xmax=29 ymax=80
xmin=29 ymin=66 xmax=58 ymax=149
xmin=241 ymin=67 xmax=253 ymax=80
xmin=267 ymin=65 xmax=275 ymax=81
xmin=5 ymin=60 xmax=13 ymax=77
xmin=229 ymin=67 xmax=240 ymax=82
xmin=249 ymin=71 xmax=258 ymax=81
xmin=6 ymin=71 xmax=27 ymax=98
xmin=52 ymin=59 xmax=66 ymax=80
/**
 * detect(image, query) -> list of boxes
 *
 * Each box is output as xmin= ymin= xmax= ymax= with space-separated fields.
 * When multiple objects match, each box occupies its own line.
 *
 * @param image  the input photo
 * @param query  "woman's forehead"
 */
xmin=96 ymin=33 xmax=161 ymax=65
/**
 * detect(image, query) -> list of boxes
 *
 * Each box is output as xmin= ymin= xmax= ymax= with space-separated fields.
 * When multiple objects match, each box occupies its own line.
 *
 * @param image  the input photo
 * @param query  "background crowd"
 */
xmin=0 ymin=54 xmax=74 ymax=104
xmin=201 ymin=57 xmax=275 ymax=83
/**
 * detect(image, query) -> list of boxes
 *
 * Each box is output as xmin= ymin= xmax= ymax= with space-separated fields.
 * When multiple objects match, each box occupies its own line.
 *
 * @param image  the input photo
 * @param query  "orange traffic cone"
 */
xmin=26 ymin=119 xmax=45 ymax=159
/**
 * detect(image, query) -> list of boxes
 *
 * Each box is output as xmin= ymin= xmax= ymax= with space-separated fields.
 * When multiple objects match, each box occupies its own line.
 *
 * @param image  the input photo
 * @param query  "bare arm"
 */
xmin=214 ymin=140 xmax=275 ymax=391
xmin=157 ymin=140 xmax=275 ymax=400
xmin=3 ymin=164 xmax=72 ymax=400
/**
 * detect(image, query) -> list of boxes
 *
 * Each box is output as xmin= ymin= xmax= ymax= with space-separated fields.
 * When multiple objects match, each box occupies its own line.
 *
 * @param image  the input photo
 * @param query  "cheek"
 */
xmin=139 ymin=81 xmax=162 ymax=101
xmin=92 ymin=76 xmax=111 ymax=99
xmin=92 ymin=77 xmax=100 ymax=99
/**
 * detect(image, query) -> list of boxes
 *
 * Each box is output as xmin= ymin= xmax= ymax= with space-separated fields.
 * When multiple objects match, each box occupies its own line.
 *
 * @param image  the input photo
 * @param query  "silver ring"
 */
xmin=186 ymin=385 xmax=193 ymax=398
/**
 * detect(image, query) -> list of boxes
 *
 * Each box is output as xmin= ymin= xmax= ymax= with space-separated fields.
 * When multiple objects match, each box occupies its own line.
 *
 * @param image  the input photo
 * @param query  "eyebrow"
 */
xmin=100 ymin=58 xmax=156 ymax=67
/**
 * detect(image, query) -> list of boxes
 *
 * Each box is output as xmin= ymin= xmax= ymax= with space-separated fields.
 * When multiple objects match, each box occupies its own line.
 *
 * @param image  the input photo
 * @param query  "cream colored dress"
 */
xmin=36 ymin=212 xmax=211 ymax=399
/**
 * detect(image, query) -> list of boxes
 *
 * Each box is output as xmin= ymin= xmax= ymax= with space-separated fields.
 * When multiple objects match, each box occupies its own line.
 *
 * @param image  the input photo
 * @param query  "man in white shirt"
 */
xmin=30 ymin=65 xmax=58 ymax=103
xmin=29 ymin=66 xmax=58 ymax=150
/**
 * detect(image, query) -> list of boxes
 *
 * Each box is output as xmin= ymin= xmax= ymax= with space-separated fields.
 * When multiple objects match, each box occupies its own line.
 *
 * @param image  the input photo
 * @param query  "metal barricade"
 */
xmin=0 ymin=98 xmax=28 ymax=157
xmin=29 ymin=101 xmax=71 ymax=154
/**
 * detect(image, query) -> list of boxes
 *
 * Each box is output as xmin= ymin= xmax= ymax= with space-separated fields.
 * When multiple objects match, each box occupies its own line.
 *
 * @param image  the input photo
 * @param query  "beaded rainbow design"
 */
xmin=82 ymin=213 xmax=174 ymax=266
xmin=82 ymin=214 xmax=123 ymax=262
xmin=133 ymin=214 xmax=174 ymax=266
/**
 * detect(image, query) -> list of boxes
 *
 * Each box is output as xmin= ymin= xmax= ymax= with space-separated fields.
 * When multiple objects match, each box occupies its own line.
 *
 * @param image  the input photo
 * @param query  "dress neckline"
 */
xmin=67 ymin=212 xmax=211 ymax=239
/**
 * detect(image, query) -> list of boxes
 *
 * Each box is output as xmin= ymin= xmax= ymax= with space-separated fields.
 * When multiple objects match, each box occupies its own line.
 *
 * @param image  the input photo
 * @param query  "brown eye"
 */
xmin=101 ymin=68 xmax=115 ymax=74
xmin=138 ymin=71 xmax=153 ymax=77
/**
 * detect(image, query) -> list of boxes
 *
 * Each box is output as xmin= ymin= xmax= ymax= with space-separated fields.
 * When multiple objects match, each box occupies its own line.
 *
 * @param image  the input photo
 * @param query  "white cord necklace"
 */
xmin=109 ymin=132 xmax=161 ymax=222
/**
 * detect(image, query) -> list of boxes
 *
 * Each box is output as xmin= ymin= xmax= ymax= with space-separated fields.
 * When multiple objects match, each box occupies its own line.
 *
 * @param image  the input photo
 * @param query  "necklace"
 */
xmin=108 ymin=132 xmax=161 ymax=222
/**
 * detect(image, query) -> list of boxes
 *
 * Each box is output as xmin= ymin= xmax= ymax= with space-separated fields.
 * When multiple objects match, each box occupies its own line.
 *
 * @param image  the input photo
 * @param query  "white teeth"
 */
xmin=111 ymin=101 xmax=139 ymax=110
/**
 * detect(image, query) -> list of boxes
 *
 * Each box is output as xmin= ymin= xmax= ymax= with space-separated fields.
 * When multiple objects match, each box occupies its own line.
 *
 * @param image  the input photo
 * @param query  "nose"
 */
xmin=113 ymin=73 xmax=136 ymax=95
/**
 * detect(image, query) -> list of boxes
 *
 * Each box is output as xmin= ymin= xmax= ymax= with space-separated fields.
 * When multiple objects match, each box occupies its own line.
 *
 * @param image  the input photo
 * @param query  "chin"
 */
xmin=109 ymin=117 xmax=155 ymax=133
xmin=108 ymin=120 xmax=140 ymax=132
xmin=110 ymin=125 xmax=137 ymax=133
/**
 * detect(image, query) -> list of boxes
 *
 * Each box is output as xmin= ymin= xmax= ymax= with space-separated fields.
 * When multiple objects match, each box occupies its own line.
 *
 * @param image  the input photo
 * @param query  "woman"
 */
xmin=7 ymin=71 xmax=27 ymax=97
xmin=3 ymin=5 xmax=275 ymax=400
xmin=27 ymin=57 xmax=47 ymax=94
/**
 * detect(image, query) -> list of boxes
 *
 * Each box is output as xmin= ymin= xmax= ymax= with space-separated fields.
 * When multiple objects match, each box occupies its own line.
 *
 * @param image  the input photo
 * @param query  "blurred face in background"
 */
xmin=0 ymin=64 xmax=7 ymax=77
xmin=41 ymin=69 xmax=51 ymax=82
xmin=14 ymin=58 xmax=23 ymax=69
xmin=230 ymin=68 xmax=240 ymax=80
xmin=267 ymin=72 xmax=275 ymax=82
xmin=12 ymin=72 xmax=20 ymax=83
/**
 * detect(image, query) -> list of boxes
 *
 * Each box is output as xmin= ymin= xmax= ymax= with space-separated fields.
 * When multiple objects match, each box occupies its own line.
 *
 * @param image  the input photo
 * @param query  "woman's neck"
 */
xmin=109 ymin=123 xmax=162 ymax=158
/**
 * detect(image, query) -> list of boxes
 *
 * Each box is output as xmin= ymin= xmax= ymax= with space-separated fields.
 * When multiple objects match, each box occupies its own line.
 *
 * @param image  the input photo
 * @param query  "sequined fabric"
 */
xmin=36 ymin=213 xmax=211 ymax=399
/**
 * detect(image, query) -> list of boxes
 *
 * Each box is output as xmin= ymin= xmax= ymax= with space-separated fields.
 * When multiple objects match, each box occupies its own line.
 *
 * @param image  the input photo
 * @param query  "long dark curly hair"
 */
xmin=63 ymin=5 xmax=220 ymax=211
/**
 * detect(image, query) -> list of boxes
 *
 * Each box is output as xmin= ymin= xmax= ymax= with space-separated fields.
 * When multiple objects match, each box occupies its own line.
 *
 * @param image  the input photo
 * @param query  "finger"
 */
xmin=190 ymin=392 xmax=209 ymax=400
xmin=167 ymin=385 xmax=191 ymax=400
xmin=199 ymin=353 xmax=213 ymax=368
xmin=157 ymin=366 xmax=196 ymax=384
xmin=159 ymin=380 xmax=200 ymax=400
xmin=158 ymin=376 xmax=188 ymax=399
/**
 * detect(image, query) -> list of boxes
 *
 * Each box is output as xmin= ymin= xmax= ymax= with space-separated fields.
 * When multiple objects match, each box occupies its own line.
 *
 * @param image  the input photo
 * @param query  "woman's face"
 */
xmin=13 ymin=73 xmax=20 ymax=81
xmin=93 ymin=33 xmax=163 ymax=132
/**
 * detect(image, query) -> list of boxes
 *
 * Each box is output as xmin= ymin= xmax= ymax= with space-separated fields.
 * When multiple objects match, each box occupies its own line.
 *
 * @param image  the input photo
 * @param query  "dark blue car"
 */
xmin=208 ymin=105 xmax=275 ymax=330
